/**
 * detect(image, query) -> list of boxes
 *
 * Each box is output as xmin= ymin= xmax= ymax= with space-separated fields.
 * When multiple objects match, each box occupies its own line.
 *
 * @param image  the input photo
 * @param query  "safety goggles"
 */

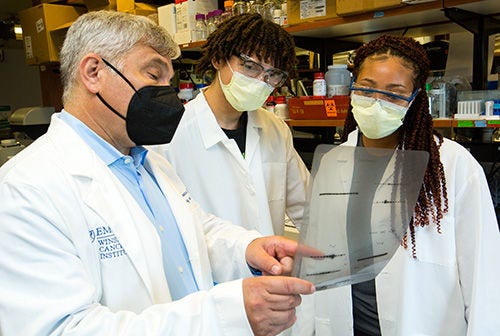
xmin=350 ymin=82 xmax=419 ymax=107
xmin=237 ymin=53 xmax=288 ymax=88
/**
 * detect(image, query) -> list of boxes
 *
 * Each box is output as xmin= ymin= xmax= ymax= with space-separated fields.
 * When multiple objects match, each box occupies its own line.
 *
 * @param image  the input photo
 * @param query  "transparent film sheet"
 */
xmin=292 ymin=145 xmax=429 ymax=290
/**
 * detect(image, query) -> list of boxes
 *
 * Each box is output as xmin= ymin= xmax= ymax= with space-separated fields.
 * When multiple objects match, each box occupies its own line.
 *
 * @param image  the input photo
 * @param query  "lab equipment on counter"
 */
xmin=9 ymin=106 xmax=54 ymax=141
xmin=0 ymin=139 xmax=25 ymax=166
xmin=428 ymin=73 xmax=456 ymax=118
xmin=292 ymin=145 xmax=429 ymax=290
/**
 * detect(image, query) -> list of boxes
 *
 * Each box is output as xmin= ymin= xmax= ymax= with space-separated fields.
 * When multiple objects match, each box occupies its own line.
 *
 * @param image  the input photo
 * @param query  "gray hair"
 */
xmin=59 ymin=10 xmax=180 ymax=104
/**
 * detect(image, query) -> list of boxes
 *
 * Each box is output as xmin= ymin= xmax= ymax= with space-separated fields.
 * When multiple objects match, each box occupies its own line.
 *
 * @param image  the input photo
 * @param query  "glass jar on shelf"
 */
xmin=233 ymin=0 xmax=248 ymax=15
xmin=193 ymin=13 xmax=207 ymax=41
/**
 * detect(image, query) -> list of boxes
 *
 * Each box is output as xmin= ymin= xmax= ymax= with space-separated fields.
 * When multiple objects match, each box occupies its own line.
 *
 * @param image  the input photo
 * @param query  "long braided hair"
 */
xmin=195 ymin=13 xmax=297 ymax=77
xmin=341 ymin=35 xmax=449 ymax=256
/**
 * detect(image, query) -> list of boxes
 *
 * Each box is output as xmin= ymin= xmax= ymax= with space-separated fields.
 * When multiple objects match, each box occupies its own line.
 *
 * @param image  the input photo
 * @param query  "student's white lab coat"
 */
xmin=0 ymin=114 xmax=263 ymax=335
xmin=293 ymin=129 xmax=500 ymax=336
xmin=150 ymin=91 xmax=310 ymax=236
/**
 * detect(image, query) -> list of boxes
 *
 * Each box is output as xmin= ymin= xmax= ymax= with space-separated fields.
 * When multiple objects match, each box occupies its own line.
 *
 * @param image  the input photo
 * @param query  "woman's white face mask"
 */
xmin=218 ymin=61 xmax=274 ymax=112
xmin=351 ymin=93 xmax=411 ymax=139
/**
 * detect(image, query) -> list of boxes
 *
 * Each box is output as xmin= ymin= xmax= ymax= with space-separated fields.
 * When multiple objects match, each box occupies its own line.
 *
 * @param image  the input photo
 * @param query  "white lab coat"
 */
xmin=0 ymin=114 xmax=263 ymax=335
xmin=150 ymin=91 xmax=310 ymax=236
xmin=293 ymin=129 xmax=500 ymax=336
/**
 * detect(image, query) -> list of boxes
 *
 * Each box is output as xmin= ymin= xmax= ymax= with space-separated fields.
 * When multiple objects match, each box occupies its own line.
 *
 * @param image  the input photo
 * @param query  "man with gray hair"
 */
xmin=0 ymin=10 xmax=314 ymax=336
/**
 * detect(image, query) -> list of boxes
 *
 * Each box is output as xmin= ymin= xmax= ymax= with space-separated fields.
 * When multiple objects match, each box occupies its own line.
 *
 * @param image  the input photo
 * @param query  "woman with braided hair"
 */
xmin=293 ymin=34 xmax=499 ymax=336
xmin=152 ymin=13 xmax=309 ymax=245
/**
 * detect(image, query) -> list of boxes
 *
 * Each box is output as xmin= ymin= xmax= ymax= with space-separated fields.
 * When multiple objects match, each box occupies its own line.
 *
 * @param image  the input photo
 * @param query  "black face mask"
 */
xmin=96 ymin=58 xmax=185 ymax=146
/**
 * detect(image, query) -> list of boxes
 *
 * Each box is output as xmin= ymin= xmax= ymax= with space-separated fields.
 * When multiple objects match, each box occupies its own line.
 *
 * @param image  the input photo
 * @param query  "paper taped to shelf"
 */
xmin=336 ymin=0 xmax=403 ymax=16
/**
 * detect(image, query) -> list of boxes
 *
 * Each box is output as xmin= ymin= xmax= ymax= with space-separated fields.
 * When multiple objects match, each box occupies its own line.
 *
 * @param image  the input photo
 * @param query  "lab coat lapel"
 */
xmin=244 ymin=111 xmax=261 ymax=164
xmin=49 ymin=116 xmax=167 ymax=303
xmin=196 ymin=93 xmax=249 ymax=167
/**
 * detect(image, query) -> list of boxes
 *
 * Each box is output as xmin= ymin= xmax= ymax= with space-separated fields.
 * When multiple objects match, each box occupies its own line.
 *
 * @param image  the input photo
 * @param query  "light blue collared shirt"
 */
xmin=59 ymin=111 xmax=198 ymax=300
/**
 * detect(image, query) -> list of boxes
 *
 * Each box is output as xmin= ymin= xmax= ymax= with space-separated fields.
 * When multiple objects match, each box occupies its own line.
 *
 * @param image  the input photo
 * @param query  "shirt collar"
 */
xmin=58 ymin=110 xmax=148 ymax=167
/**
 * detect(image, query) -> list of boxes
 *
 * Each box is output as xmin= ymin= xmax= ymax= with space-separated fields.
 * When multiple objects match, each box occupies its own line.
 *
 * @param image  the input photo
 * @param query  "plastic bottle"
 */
xmin=325 ymin=64 xmax=350 ymax=97
xmin=273 ymin=8 xmax=282 ymax=24
xmin=425 ymin=82 xmax=437 ymax=117
xmin=194 ymin=13 xmax=207 ymax=41
xmin=429 ymin=72 xmax=456 ymax=118
xmin=233 ymin=0 xmax=248 ymax=15
xmin=265 ymin=95 xmax=275 ymax=114
xmin=212 ymin=9 xmax=223 ymax=27
xmin=205 ymin=11 xmax=217 ymax=34
xmin=263 ymin=0 xmax=278 ymax=21
xmin=312 ymin=72 xmax=326 ymax=97
xmin=280 ymin=0 xmax=287 ymax=26
xmin=178 ymin=82 xmax=194 ymax=103
xmin=221 ymin=0 xmax=234 ymax=20
xmin=250 ymin=0 xmax=264 ymax=16
xmin=274 ymin=95 xmax=288 ymax=119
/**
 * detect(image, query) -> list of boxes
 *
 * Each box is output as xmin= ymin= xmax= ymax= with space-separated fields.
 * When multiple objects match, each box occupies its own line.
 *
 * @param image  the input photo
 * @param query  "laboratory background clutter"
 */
xmin=0 ymin=0 xmax=500 ymax=224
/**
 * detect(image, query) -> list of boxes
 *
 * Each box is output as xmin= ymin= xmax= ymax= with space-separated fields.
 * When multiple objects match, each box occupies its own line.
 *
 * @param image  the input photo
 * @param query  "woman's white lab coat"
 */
xmin=0 ymin=114 xmax=262 ymax=335
xmin=293 ymin=129 xmax=500 ymax=336
xmin=150 ymin=91 xmax=310 ymax=236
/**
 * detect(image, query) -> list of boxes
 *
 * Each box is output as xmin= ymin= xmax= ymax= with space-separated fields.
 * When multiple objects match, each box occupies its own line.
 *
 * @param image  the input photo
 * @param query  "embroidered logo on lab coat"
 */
xmin=89 ymin=226 xmax=127 ymax=260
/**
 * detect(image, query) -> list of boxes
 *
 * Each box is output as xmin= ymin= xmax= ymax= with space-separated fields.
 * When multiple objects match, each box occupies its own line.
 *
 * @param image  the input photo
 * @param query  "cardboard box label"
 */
xmin=288 ymin=96 xmax=349 ymax=119
xmin=336 ymin=0 xmax=402 ymax=16
xmin=300 ymin=0 xmax=326 ymax=19
xmin=24 ymin=36 xmax=33 ymax=59
xmin=35 ymin=18 xmax=45 ymax=33
xmin=324 ymin=99 xmax=337 ymax=117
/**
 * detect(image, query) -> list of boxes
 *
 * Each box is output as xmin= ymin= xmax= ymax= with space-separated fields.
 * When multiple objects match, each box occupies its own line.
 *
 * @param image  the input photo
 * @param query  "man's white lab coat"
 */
xmin=0 ymin=114 xmax=262 ymax=335
xmin=151 ymin=91 xmax=310 ymax=236
xmin=293 ymin=129 xmax=500 ymax=336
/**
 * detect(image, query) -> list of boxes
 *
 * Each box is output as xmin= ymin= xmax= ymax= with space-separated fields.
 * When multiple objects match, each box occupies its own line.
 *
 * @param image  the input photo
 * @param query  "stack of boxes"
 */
xmin=19 ymin=0 xmax=157 ymax=65
xmin=18 ymin=0 xmax=158 ymax=110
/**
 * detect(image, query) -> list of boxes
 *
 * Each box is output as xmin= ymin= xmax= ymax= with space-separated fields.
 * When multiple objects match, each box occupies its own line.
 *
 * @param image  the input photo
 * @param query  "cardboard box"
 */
xmin=132 ymin=3 xmax=157 ymax=17
xmin=288 ymin=96 xmax=350 ymax=119
xmin=84 ymin=0 xmax=155 ymax=14
xmin=174 ymin=0 xmax=218 ymax=44
xmin=158 ymin=3 xmax=177 ymax=37
xmin=336 ymin=0 xmax=403 ymax=16
xmin=288 ymin=0 xmax=338 ymax=25
xmin=19 ymin=4 xmax=86 ymax=65
xmin=31 ymin=0 xmax=86 ymax=5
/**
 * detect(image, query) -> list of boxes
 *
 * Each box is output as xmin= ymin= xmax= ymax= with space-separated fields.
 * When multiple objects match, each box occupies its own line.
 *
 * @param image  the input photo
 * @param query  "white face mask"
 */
xmin=351 ymin=93 xmax=410 ymax=139
xmin=218 ymin=61 xmax=274 ymax=112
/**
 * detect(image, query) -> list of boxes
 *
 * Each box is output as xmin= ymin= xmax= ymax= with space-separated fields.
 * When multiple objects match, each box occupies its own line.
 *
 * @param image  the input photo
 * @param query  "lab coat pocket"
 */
xmin=411 ymin=214 xmax=456 ymax=267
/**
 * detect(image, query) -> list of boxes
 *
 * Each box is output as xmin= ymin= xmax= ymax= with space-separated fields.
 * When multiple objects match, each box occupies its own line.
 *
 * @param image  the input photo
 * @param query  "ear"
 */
xmin=211 ymin=57 xmax=223 ymax=70
xmin=79 ymin=53 xmax=105 ymax=94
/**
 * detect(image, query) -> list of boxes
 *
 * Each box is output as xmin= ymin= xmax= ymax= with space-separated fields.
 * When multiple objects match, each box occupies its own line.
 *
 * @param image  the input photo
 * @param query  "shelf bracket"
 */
xmin=444 ymin=7 xmax=500 ymax=90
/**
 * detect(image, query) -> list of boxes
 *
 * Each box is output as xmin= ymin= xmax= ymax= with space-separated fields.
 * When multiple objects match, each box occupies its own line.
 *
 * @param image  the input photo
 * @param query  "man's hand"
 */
xmin=246 ymin=236 xmax=298 ymax=276
xmin=246 ymin=236 xmax=324 ymax=276
xmin=243 ymin=276 xmax=315 ymax=336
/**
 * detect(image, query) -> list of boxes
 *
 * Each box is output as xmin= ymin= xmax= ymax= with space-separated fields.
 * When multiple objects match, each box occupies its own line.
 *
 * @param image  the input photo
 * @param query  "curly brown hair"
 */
xmin=195 ymin=13 xmax=297 ymax=78
xmin=341 ymin=34 xmax=449 ymax=257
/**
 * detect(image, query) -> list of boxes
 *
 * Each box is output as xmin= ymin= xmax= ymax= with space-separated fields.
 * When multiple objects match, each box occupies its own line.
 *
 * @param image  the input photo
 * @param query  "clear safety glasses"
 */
xmin=237 ymin=54 xmax=288 ymax=88
xmin=350 ymin=82 xmax=419 ymax=107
